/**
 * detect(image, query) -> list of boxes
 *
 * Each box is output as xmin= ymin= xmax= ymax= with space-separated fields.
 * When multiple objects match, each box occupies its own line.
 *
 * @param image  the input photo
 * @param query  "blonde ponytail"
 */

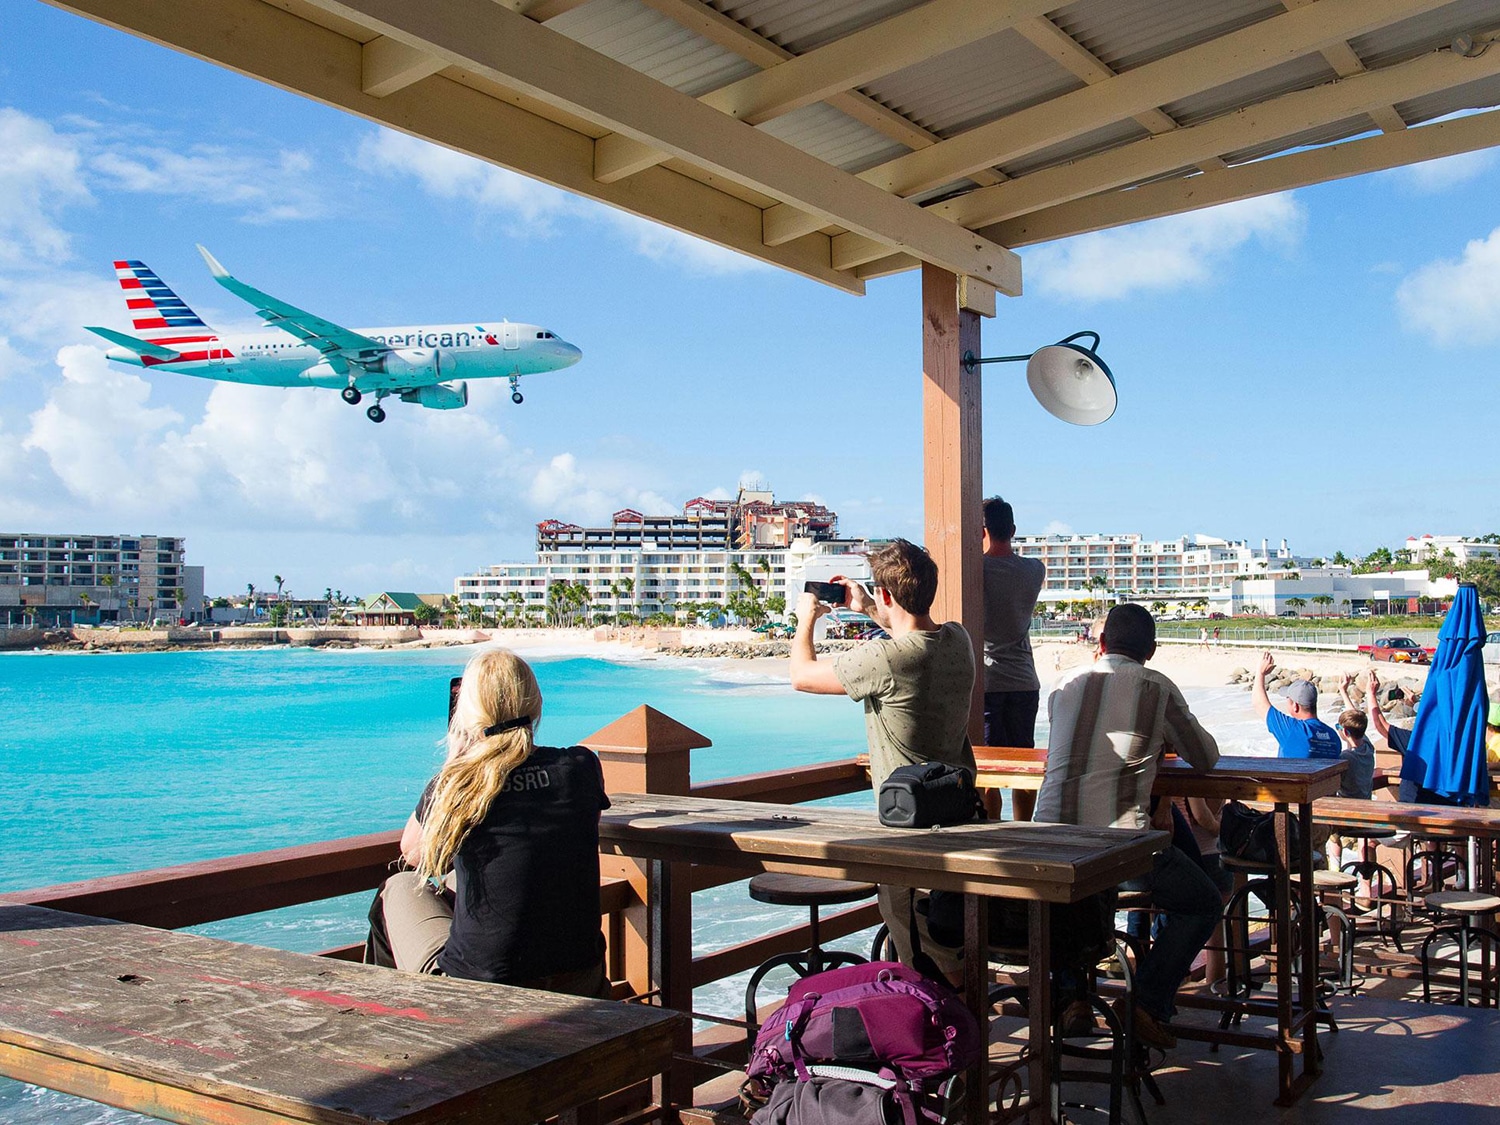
xmin=418 ymin=650 xmax=543 ymax=882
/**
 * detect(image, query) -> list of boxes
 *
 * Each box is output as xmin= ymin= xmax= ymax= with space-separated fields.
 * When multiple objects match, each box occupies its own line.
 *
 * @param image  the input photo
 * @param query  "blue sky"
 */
xmin=2 ymin=2 xmax=1498 ymax=596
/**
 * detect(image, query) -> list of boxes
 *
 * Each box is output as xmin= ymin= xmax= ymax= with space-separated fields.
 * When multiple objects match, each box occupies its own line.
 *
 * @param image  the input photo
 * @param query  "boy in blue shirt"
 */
xmin=1252 ymin=652 xmax=1341 ymax=759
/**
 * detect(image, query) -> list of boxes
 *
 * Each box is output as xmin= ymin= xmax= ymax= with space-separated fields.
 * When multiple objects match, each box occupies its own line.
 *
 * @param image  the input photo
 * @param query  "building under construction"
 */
xmin=535 ymin=487 xmax=837 ymax=553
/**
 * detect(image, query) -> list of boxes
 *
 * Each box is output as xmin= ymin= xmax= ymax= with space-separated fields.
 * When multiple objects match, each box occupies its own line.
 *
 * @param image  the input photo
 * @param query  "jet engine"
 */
xmin=400 ymin=381 xmax=469 ymax=410
xmin=375 ymin=348 xmax=442 ymax=382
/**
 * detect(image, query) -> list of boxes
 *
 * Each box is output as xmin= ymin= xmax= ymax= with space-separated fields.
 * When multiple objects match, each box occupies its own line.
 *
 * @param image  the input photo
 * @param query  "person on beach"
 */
xmin=789 ymin=538 xmax=975 ymax=976
xmin=1252 ymin=653 xmax=1340 ymax=759
xmin=373 ymin=648 xmax=611 ymax=997
xmin=1036 ymin=603 xmax=1222 ymax=1049
xmin=980 ymin=496 xmax=1046 ymax=750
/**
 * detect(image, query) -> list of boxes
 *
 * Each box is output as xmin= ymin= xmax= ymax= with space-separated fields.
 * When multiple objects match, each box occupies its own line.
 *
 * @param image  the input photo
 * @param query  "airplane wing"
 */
xmin=196 ymin=245 xmax=389 ymax=370
xmin=84 ymin=326 xmax=182 ymax=361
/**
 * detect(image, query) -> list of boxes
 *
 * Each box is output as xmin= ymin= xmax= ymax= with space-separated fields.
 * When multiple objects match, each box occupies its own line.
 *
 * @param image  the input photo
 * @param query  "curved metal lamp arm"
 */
xmin=961 ymin=350 xmax=1031 ymax=374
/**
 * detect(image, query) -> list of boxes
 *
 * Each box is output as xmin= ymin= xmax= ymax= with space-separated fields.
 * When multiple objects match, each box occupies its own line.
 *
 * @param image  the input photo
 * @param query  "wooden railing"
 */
xmin=3 ymin=703 xmax=875 ymax=1039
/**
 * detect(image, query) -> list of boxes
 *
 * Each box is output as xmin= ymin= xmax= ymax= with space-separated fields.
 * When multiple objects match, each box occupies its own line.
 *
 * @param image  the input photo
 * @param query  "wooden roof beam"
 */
xmin=1282 ymin=0 xmax=1408 ymax=132
xmin=985 ymin=107 xmax=1500 ymax=249
xmin=829 ymin=38 xmax=1500 ymax=273
xmin=311 ymin=0 xmax=1021 ymax=291
xmin=594 ymin=0 xmax=1041 ymax=186
xmin=48 ymin=0 xmax=863 ymax=293
xmin=765 ymin=0 xmax=1454 ymax=249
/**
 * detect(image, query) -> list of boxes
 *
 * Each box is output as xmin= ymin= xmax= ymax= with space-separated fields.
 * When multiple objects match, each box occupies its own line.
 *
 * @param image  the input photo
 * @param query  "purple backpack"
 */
xmin=747 ymin=961 xmax=981 ymax=1092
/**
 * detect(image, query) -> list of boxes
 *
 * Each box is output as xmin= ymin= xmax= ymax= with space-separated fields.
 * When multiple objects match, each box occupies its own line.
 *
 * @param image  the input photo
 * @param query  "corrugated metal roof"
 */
xmin=1164 ymin=55 xmax=1337 ymax=127
xmin=865 ymin=27 xmax=1082 ymax=140
xmin=709 ymin=0 xmax=924 ymax=55
xmin=1050 ymin=0 xmax=1281 ymax=74
xmin=1353 ymin=0 xmax=1500 ymax=68
xmin=550 ymin=0 xmax=758 ymax=97
xmin=1223 ymin=114 xmax=1378 ymax=166
xmin=1399 ymin=71 xmax=1500 ymax=123
xmin=758 ymin=102 xmax=909 ymax=171
xmin=1002 ymin=119 xmax=1150 ymax=180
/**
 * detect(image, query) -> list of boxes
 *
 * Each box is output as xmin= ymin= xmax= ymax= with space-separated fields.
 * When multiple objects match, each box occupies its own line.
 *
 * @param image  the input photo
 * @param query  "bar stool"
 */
xmin=1220 ymin=853 xmax=1277 ymax=1008
xmin=1407 ymin=835 xmax=1468 ymax=898
xmin=1419 ymin=890 xmax=1500 ymax=1007
xmin=1338 ymin=826 xmax=1404 ymax=950
xmin=1290 ymin=869 xmax=1358 ymax=993
xmin=742 ymin=874 xmax=876 ymax=1050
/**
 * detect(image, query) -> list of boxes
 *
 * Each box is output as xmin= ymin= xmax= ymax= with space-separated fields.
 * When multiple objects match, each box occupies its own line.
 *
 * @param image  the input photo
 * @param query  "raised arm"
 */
xmin=400 ymin=812 xmax=424 ymax=868
xmin=1365 ymin=668 xmax=1392 ymax=742
xmin=789 ymin=590 xmax=846 ymax=695
xmin=1340 ymin=672 xmax=1361 ymax=711
xmin=1251 ymin=651 xmax=1275 ymax=720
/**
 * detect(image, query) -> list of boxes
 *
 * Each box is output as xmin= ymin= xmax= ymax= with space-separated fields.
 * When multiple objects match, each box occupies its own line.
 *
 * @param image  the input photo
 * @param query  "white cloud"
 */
xmin=359 ymin=127 xmax=768 ymax=274
xmin=1396 ymin=225 xmax=1500 ymax=345
xmin=357 ymin=129 xmax=581 ymax=232
xmin=90 ymin=146 xmax=330 ymax=223
xmin=1025 ymin=193 xmax=1306 ymax=301
xmin=0 ymin=107 xmax=92 ymax=267
xmin=1383 ymin=149 xmax=1497 ymax=194
xmin=1041 ymin=520 xmax=1074 ymax=536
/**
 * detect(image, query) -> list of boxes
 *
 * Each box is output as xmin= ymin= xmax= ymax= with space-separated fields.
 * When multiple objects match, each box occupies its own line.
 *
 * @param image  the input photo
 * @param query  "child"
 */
xmin=1324 ymin=707 xmax=1376 ymax=871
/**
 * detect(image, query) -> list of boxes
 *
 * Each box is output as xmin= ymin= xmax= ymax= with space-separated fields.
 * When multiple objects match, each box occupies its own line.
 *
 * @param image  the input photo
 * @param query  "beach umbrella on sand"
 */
xmin=1401 ymin=583 xmax=1490 ymax=809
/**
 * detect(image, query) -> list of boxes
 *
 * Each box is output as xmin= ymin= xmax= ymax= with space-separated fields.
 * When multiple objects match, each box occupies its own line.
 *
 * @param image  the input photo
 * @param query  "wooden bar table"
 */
xmin=0 ymin=903 xmax=685 ymax=1125
xmin=598 ymin=792 xmax=1166 ymax=1125
xmin=959 ymin=751 xmax=1346 ymax=1108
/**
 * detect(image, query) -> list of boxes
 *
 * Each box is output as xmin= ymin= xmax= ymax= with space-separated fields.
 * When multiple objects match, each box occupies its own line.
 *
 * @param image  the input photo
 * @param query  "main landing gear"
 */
xmin=366 ymin=403 xmax=386 ymax=423
xmin=509 ymin=373 xmax=524 ymax=404
xmin=341 ymin=385 xmax=362 ymax=405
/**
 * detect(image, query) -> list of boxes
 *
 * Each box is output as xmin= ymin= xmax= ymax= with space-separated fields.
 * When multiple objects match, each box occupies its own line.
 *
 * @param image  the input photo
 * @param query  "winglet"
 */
xmin=196 ymin=244 xmax=230 ymax=281
xmin=85 ymin=325 xmax=182 ymax=361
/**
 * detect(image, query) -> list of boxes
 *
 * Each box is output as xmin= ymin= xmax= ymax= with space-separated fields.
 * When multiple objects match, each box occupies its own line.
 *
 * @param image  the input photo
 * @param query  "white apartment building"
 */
xmin=1013 ymin=533 xmax=1304 ymax=607
xmin=1225 ymin=570 xmax=1448 ymax=617
xmin=1405 ymin=535 xmax=1500 ymax=566
xmin=456 ymin=537 xmax=870 ymax=621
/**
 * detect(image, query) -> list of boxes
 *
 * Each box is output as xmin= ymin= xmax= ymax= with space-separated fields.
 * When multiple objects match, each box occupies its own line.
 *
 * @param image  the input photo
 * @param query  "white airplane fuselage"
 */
xmin=105 ymin=321 xmax=580 ymax=392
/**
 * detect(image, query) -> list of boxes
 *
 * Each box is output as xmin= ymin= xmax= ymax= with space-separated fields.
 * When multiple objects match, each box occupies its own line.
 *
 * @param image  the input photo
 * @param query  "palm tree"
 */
xmin=1311 ymin=595 xmax=1335 ymax=615
xmin=274 ymin=574 xmax=285 ymax=599
xmin=1150 ymin=600 xmax=1167 ymax=616
xmin=1285 ymin=597 xmax=1307 ymax=615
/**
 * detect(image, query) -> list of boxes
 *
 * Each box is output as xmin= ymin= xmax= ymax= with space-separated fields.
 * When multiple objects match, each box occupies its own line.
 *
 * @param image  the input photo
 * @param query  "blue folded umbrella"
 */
xmin=1401 ymin=583 xmax=1490 ymax=806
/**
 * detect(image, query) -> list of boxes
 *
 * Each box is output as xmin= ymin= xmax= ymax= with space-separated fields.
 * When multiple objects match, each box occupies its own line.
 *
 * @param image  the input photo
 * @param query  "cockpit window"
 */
xmin=538 ymin=331 xmax=555 ymax=339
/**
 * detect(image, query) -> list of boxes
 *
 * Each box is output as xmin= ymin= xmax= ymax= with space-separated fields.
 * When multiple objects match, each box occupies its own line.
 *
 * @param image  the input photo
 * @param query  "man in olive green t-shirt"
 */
xmin=790 ymin=539 xmax=975 ymax=974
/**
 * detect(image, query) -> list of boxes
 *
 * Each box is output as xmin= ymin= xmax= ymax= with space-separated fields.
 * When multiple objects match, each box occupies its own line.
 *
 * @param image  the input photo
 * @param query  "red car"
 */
xmin=1367 ymin=636 xmax=1431 ymax=664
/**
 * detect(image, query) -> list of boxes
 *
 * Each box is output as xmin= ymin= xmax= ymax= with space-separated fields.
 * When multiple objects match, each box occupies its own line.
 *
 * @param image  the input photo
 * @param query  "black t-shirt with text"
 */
xmin=416 ymin=744 xmax=610 ymax=983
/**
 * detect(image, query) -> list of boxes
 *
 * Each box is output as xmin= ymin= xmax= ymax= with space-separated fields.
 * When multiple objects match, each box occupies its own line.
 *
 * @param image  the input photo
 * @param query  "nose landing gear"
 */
xmin=509 ymin=373 xmax=524 ymax=404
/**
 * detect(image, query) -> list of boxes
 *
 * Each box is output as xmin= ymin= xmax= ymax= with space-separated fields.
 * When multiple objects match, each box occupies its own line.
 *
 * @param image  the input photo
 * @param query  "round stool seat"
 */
xmin=1291 ymin=870 xmax=1359 ymax=891
xmin=1425 ymin=891 xmax=1500 ymax=915
xmin=748 ymin=873 xmax=877 ymax=907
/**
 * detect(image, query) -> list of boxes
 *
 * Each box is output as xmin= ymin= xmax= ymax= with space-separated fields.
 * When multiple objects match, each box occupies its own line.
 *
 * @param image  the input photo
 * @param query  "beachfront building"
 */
xmin=457 ymin=490 xmax=858 ymax=622
xmin=1014 ymin=532 xmax=1307 ymax=611
xmin=354 ymin=592 xmax=447 ymax=626
xmin=0 ymin=531 xmax=203 ymax=626
xmin=1223 ymin=569 xmax=1450 ymax=618
xmin=1405 ymin=534 xmax=1500 ymax=567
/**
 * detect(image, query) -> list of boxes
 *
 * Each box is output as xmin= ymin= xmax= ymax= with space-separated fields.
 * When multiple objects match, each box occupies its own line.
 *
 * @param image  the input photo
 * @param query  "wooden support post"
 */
xmin=922 ymin=263 xmax=986 ymax=744
xmin=585 ymin=706 xmax=709 ymax=1113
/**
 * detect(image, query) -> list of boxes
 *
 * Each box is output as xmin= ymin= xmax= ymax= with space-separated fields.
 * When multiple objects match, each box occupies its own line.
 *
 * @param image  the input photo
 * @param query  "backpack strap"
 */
xmin=905 ymin=893 xmax=945 ymax=982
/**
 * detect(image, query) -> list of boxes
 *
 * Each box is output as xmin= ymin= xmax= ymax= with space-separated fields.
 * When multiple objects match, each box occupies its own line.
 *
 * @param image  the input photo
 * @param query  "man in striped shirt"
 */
xmin=1036 ymin=604 xmax=1221 ymax=1049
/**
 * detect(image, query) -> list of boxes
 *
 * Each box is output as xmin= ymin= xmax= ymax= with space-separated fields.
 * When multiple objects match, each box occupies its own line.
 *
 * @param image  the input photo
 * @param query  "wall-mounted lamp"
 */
xmin=962 ymin=330 xmax=1117 ymax=426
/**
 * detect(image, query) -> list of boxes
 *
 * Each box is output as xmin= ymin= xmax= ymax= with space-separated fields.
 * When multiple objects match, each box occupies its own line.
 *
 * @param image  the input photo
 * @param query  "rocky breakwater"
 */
xmin=1226 ymin=664 xmax=1421 ymax=722
xmin=672 ymin=639 xmax=862 ymax=659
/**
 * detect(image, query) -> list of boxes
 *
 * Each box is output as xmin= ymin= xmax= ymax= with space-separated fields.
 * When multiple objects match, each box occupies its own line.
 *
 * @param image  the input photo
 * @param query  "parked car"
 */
xmin=1485 ymin=631 xmax=1500 ymax=665
xmin=1364 ymin=636 xmax=1431 ymax=664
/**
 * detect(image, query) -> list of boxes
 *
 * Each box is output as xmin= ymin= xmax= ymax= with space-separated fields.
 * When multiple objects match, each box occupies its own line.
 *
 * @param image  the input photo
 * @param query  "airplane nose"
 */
xmin=555 ymin=340 xmax=582 ymax=366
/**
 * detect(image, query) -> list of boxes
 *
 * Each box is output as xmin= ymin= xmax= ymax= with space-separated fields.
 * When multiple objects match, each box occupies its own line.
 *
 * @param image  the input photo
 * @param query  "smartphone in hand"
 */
xmin=804 ymin=580 xmax=847 ymax=606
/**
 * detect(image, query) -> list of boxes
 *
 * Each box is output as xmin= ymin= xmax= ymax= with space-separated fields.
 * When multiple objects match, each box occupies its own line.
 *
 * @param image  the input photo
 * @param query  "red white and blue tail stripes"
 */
xmin=114 ymin=260 xmax=212 ymax=338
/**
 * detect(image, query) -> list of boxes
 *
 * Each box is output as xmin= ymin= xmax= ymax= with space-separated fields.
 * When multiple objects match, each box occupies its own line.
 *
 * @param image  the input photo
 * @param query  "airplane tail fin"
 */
xmin=113 ymin=259 xmax=215 ymax=341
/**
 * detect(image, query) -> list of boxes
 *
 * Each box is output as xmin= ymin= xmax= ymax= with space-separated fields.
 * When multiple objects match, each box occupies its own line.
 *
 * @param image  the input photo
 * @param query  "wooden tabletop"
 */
xmin=955 ymin=750 xmax=1347 ymax=804
xmin=0 ymin=904 xmax=684 ymax=1125
xmin=598 ymin=793 xmax=1165 ymax=902
xmin=1309 ymin=796 xmax=1500 ymax=839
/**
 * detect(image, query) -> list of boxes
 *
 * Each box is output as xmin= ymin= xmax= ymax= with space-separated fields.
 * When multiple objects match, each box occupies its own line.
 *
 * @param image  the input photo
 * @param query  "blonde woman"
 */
xmin=377 ymin=649 xmax=611 ymax=997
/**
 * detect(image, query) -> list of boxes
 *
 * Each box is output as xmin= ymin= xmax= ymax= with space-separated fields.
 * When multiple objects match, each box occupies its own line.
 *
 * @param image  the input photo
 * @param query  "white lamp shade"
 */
xmin=1026 ymin=343 xmax=1117 ymax=426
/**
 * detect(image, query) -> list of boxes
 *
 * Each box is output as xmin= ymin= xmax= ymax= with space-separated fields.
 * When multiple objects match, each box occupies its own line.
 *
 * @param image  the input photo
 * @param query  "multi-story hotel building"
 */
xmin=1012 ymin=533 xmax=1304 ymax=606
xmin=456 ymin=489 xmax=858 ymax=620
xmin=0 ymin=532 xmax=204 ymax=626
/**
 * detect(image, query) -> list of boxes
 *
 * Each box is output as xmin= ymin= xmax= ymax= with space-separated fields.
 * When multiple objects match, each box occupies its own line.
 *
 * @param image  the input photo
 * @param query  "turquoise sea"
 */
xmin=0 ymin=645 xmax=1274 ymax=1124
xmin=0 ymin=646 xmax=879 ymax=1125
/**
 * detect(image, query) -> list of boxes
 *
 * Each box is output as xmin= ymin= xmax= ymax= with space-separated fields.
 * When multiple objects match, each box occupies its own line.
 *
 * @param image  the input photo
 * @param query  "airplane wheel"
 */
xmin=341 ymin=386 xmax=362 ymax=405
xmin=511 ymin=391 xmax=524 ymax=404
xmin=366 ymin=405 xmax=386 ymax=423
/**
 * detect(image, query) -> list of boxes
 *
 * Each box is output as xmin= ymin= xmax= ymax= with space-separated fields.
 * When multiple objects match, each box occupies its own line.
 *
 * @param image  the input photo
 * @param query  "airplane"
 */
xmin=86 ymin=247 xmax=582 ymax=422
